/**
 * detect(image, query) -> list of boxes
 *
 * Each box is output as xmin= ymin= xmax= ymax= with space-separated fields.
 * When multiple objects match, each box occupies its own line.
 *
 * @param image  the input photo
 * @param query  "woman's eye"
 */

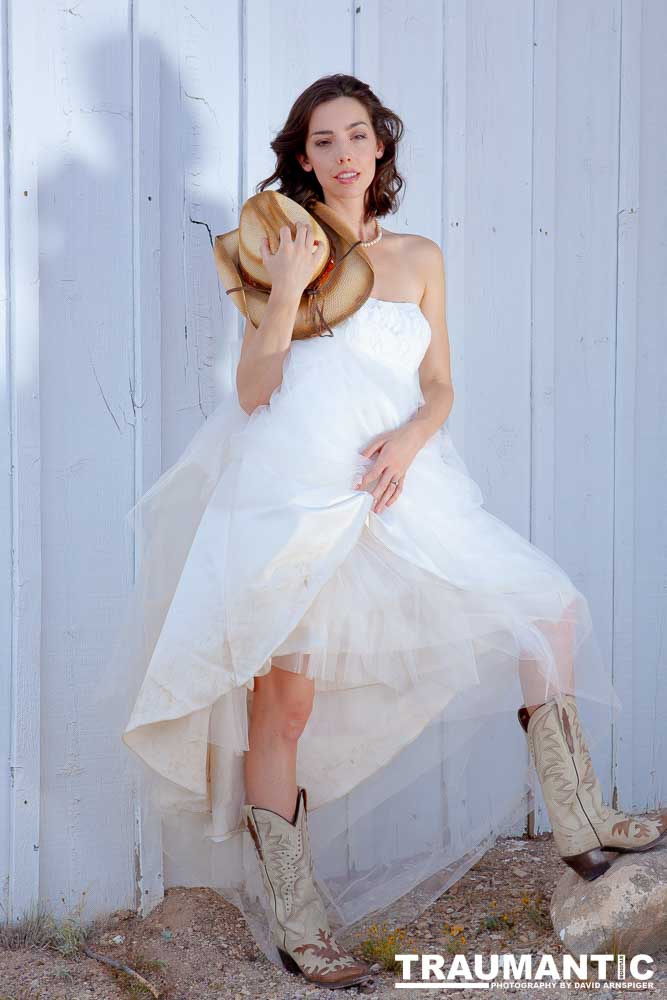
xmin=315 ymin=132 xmax=368 ymax=147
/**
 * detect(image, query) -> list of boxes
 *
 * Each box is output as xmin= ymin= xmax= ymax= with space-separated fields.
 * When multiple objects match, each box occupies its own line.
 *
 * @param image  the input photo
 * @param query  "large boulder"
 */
xmin=550 ymin=845 xmax=667 ymax=957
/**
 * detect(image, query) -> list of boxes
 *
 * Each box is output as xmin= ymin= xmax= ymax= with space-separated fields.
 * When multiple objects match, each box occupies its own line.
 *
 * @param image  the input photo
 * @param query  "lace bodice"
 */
xmin=333 ymin=297 xmax=432 ymax=374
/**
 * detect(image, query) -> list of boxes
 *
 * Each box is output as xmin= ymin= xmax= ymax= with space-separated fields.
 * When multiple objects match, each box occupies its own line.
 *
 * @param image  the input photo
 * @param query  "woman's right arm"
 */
xmin=235 ymin=286 xmax=301 ymax=415
xmin=235 ymin=221 xmax=325 ymax=415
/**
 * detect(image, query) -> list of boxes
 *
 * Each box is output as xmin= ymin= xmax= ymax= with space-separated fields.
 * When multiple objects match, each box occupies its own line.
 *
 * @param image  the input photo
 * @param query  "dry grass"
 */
xmin=0 ymin=895 xmax=96 ymax=955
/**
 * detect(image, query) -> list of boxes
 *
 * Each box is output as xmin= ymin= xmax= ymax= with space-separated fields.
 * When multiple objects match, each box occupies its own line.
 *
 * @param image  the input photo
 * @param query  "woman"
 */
xmin=113 ymin=74 xmax=666 ymax=990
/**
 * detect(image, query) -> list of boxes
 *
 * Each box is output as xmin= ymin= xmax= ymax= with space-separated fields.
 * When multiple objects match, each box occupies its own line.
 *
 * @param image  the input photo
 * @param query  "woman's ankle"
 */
xmin=243 ymin=783 xmax=300 ymax=824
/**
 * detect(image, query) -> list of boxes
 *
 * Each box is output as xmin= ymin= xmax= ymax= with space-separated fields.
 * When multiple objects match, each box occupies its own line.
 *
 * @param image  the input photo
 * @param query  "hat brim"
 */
xmin=213 ymin=198 xmax=374 ymax=338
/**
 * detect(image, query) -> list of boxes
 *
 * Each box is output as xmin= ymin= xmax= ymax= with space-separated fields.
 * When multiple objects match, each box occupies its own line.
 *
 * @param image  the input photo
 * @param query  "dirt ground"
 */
xmin=1 ymin=831 xmax=666 ymax=1000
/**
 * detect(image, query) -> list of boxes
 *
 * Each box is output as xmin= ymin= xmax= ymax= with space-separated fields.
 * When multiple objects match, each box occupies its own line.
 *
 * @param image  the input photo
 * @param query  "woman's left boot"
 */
xmin=518 ymin=695 xmax=667 ymax=880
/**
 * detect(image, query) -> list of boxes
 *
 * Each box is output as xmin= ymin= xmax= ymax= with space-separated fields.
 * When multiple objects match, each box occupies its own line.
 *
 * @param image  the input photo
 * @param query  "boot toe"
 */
xmin=283 ymin=947 xmax=374 ymax=988
xmin=311 ymin=959 xmax=375 ymax=989
xmin=606 ymin=808 xmax=667 ymax=853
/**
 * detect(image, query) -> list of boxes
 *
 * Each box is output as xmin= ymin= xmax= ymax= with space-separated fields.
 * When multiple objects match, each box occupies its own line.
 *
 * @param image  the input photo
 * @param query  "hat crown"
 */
xmin=238 ymin=191 xmax=330 ymax=288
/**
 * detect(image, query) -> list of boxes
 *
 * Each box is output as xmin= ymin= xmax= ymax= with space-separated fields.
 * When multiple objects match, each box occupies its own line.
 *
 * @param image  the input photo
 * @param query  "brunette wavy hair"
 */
xmin=255 ymin=74 xmax=405 ymax=223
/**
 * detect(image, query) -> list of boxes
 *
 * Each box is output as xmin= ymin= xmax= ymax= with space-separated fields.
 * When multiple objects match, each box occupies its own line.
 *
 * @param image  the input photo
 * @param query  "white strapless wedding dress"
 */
xmin=104 ymin=296 xmax=621 ymax=966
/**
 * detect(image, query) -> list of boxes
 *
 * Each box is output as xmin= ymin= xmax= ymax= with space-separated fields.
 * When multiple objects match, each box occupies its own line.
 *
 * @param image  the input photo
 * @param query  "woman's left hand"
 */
xmin=354 ymin=423 xmax=426 ymax=513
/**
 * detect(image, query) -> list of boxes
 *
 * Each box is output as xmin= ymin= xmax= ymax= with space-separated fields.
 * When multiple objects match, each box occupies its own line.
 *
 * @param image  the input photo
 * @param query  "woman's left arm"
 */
xmin=354 ymin=241 xmax=454 ymax=512
xmin=408 ymin=239 xmax=455 ymax=444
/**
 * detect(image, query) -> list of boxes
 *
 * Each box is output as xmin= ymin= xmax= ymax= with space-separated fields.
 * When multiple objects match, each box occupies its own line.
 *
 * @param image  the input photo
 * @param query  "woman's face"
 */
xmin=298 ymin=96 xmax=384 ymax=204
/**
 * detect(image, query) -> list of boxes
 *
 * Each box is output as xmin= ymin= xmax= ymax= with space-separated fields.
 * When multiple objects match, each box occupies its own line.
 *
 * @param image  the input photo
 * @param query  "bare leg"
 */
xmin=244 ymin=653 xmax=315 ymax=822
xmin=519 ymin=598 xmax=577 ymax=716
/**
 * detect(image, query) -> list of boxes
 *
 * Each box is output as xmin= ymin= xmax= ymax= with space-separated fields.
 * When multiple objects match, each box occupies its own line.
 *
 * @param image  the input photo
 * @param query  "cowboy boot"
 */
xmin=240 ymin=786 xmax=374 ymax=989
xmin=518 ymin=695 xmax=667 ymax=881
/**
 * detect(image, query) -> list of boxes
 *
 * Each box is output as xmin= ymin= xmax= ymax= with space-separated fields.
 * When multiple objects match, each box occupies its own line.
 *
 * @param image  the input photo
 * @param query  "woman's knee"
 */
xmin=540 ymin=600 xmax=578 ymax=652
xmin=253 ymin=661 xmax=315 ymax=740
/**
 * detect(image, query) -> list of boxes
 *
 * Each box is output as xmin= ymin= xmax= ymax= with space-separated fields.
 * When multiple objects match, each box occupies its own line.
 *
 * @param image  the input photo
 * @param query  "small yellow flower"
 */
xmin=490 ymin=901 xmax=497 ymax=908
xmin=460 ymin=936 xmax=466 ymax=945
xmin=502 ymin=914 xmax=509 ymax=921
xmin=450 ymin=924 xmax=464 ymax=936
xmin=521 ymin=895 xmax=531 ymax=905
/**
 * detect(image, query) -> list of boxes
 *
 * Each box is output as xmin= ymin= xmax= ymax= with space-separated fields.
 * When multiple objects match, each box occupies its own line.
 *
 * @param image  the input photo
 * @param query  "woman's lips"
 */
xmin=335 ymin=172 xmax=359 ymax=184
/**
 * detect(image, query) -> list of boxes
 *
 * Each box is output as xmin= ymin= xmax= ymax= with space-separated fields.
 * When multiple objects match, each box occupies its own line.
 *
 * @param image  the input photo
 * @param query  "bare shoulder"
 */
xmin=410 ymin=234 xmax=444 ymax=277
xmin=383 ymin=229 xmax=439 ymax=255
xmin=383 ymin=230 xmax=443 ymax=297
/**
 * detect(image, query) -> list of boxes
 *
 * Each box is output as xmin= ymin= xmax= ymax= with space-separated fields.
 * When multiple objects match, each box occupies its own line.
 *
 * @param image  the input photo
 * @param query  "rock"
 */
xmin=550 ymin=845 xmax=667 ymax=955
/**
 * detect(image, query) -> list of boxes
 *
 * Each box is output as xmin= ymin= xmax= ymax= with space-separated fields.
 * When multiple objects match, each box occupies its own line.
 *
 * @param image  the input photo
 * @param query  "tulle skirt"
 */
xmin=100 ymin=334 xmax=622 ymax=966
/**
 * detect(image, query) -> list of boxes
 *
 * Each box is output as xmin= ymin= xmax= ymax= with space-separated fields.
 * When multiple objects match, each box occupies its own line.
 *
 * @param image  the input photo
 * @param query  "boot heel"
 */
xmin=277 ymin=946 xmax=302 ymax=975
xmin=563 ymin=848 xmax=612 ymax=881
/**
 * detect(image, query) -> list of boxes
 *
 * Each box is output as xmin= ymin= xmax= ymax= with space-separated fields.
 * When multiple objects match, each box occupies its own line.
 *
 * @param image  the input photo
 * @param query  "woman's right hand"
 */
xmin=259 ymin=222 xmax=326 ymax=300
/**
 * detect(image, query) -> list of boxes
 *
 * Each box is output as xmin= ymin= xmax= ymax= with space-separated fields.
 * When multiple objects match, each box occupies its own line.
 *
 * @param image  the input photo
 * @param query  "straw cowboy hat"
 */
xmin=213 ymin=191 xmax=375 ymax=339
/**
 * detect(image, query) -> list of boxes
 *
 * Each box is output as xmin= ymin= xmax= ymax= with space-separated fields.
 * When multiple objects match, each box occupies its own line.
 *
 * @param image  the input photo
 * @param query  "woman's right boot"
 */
xmin=240 ymin=786 xmax=374 ymax=989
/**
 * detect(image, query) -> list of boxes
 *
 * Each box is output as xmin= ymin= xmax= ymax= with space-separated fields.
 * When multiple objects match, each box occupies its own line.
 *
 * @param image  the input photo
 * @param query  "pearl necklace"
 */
xmin=360 ymin=217 xmax=383 ymax=247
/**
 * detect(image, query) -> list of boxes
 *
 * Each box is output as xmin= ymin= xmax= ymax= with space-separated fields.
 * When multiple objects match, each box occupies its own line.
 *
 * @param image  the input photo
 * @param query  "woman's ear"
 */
xmin=297 ymin=152 xmax=312 ymax=173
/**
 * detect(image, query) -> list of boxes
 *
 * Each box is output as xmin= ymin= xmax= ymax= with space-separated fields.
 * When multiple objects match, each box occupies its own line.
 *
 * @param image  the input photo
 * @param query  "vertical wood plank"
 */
xmin=157 ymin=0 xmax=244 ymax=891
xmin=354 ymin=0 xmax=380 ymax=82
xmin=159 ymin=1 xmax=242 ymax=461
xmin=530 ymin=0 xmax=560 ymax=835
xmin=463 ymin=0 xmax=534 ymax=525
xmin=612 ymin=0 xmax=640 ymax=812
xmin=458 ymin=0 xmax=535 ymax=835
xmin=129 ymin=0 xmax=164 ymax=916
xmin=614 ymin=0 xmax=667 ymax=809
xmin=531 ymin=0 xmax=558 ymax=569
xmin=442 ymin=0 xmax=467 ymax=455
xmin=35 ymin=0 xmax=145 ymax=921
xmin=0 ymin=0 xmax=13 ymax=922
xmin=545 ymin=0 xmax=622 ymax=831
xmin=245 ymin=0 xmax=273 ymax=206
xmin=3 ymin=0 xmax=42 ymax=922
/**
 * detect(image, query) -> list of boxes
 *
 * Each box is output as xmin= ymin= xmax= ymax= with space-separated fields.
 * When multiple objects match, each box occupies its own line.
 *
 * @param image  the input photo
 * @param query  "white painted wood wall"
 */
xmin=2 ymin=0 xmax=665 ymax=926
